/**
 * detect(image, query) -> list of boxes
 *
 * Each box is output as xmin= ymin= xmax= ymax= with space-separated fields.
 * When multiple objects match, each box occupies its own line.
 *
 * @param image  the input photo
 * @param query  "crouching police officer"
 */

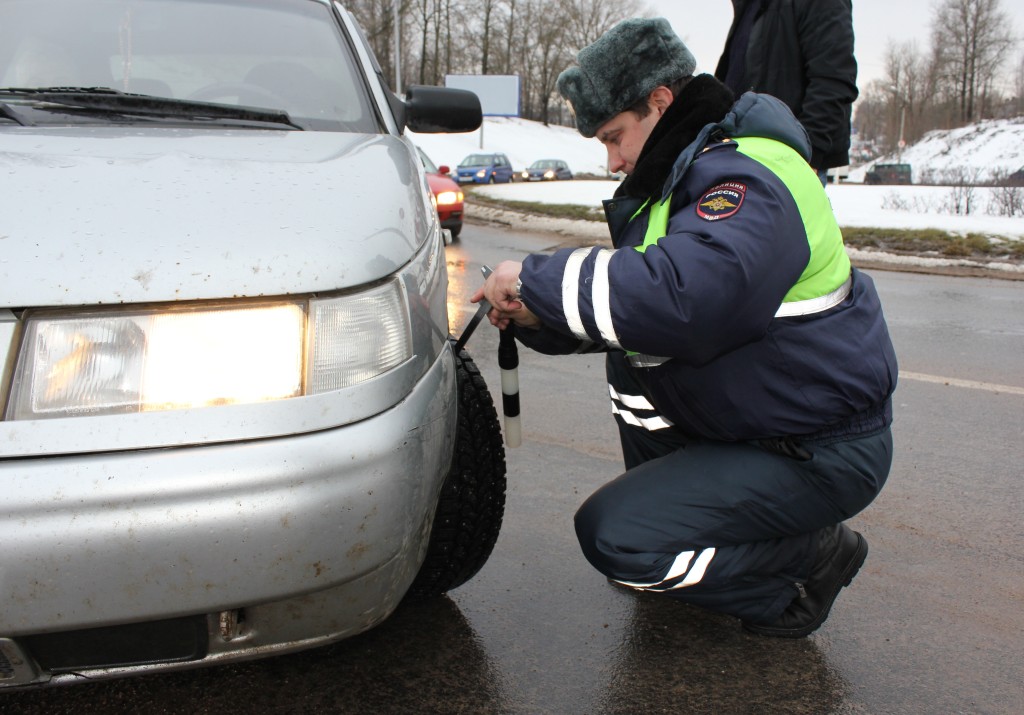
xmin=473 ymin=18 xmax=897 ymax=637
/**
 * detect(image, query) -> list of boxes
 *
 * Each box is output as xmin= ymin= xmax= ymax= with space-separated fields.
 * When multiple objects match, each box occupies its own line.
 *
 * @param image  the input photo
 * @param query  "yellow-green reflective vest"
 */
xmin=633 ymin=137 xmax=851 ymax=307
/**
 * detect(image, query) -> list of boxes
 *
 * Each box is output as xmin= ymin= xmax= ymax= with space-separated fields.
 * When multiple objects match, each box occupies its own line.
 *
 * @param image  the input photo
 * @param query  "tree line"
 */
xmin=345 ymin=0 xmax=644 ymax=125
xmin=347 ymin=0 xmax=1022 ymax=163
xmin=854 ymin=0 xmax=1022 ymax=160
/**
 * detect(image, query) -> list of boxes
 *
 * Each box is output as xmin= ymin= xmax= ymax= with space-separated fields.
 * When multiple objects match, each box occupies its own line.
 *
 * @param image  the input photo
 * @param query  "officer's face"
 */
xmin=596 ymin=89 xmax=670 ymax=176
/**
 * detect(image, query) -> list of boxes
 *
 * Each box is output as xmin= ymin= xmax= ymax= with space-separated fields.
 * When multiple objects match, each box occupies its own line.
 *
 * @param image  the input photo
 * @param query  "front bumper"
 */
xmin=438 ymin=208 xmax=463 ymax=228
xmin=0 ymin=350 xmax=456 ymax=688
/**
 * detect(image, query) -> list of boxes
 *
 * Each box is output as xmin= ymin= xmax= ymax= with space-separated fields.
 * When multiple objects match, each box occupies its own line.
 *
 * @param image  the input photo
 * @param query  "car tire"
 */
xmin=404 ymin=342 xmax=507 ymax=599
xmin=449 ymin=223 xmax=462 ymax=240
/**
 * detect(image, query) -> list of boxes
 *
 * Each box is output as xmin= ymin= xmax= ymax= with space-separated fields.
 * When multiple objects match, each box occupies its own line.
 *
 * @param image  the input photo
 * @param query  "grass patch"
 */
xmin=841 ymin=226 xmax=1024 ymax=260
xmin=467 ymin=191 xmax=605 ymax=222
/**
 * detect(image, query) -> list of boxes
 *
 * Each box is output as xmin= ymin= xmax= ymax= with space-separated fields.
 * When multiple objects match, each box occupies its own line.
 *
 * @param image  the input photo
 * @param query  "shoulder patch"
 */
xmin=696 ymin=182 xmax=746 ymax=221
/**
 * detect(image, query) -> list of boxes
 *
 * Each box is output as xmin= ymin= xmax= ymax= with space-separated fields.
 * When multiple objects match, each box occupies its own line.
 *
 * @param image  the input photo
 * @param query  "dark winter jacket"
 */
xmin=715 ymin=0 xmax=858 ymax=170
xmin=515 ymin=74 xmax=897 ymax=442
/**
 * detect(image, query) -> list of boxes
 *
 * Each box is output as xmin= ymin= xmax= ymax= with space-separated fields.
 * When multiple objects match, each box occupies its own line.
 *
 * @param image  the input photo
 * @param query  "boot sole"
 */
xmin=743 ymin=531 xmax=868 ymax=639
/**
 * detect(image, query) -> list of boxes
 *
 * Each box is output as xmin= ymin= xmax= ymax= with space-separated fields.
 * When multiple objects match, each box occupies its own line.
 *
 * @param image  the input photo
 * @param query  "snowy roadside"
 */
xmin=465 ymin=183 xmax=1024 ymax=281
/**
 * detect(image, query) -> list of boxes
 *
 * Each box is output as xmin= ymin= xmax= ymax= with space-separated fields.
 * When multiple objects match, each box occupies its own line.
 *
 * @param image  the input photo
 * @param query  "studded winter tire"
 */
xmin=405 ymin=341 xmax=507 ymax=599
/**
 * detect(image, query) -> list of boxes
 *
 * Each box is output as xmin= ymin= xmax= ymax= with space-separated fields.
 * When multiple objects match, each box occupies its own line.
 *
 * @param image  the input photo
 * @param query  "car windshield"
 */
xmin=460 ymin=154 xmax=492 ymax=166
xmin=0 ymin=0 xmax=378 ymax=131
xmin=531 ymin=160 xmax=557 ymax=169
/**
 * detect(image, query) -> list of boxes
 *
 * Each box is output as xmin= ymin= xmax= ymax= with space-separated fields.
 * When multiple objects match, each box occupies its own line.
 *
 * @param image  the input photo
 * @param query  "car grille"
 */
xmin=0 ymin=649 xmax=13 ymax=680
xmin=21 ymin=615 xmax=208 ymax=672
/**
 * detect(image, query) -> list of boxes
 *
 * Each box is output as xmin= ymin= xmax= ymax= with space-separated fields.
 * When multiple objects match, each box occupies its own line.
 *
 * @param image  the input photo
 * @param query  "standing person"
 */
xmin=715 ymin=0 xmax=858 ymax=183
xmin=472 ymin=17 xmax=897 ymax=637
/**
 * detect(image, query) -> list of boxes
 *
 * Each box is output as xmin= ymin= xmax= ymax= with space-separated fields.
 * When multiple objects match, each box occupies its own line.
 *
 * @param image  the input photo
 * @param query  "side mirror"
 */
xmin=438 ymin=165 xmax=451 ymax=175
xmin=402 ymin=85 xmax=482 ymax=133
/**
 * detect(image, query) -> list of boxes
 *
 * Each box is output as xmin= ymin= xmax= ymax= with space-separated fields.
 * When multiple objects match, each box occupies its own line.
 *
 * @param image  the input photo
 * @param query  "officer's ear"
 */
xmin=648 ymin=86 xmax=674 ymax=117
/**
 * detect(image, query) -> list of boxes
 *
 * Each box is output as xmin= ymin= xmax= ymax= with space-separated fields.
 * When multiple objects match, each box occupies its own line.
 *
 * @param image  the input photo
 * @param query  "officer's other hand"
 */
xmin=469 ymin=260 xmax=542 ymax=331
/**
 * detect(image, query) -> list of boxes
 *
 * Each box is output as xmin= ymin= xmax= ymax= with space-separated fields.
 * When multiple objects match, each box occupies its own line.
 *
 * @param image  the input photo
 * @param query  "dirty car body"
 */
xmin=0 ymin=0 xmax=502 ymax=689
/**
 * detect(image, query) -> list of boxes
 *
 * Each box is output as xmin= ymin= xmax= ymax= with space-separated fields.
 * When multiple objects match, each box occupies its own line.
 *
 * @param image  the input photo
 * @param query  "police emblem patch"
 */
xmin=696 ymin=182 xmax=746 ymax=221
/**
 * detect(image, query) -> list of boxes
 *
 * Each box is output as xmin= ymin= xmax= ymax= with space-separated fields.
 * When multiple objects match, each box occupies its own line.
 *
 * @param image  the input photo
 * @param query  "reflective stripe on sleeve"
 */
xmin=562 ymin=248 xmax=593 ymax=340
xmin=592 ymin=248 xmax=621 ymax=348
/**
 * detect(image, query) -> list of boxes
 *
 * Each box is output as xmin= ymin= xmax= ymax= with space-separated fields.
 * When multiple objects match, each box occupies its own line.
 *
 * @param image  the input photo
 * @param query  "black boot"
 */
xmin=743 ymin=524 xmax=868 ymax=638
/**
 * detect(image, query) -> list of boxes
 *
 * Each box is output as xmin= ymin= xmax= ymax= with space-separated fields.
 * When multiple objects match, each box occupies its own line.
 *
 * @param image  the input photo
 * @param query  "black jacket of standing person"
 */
xmin=715 ymin=0 xmax=858 ymax=171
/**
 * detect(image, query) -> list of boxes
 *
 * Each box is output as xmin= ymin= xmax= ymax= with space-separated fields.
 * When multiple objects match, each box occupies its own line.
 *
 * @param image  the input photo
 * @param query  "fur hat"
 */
xmin=556 ymin=18 xmax=696 ymax=138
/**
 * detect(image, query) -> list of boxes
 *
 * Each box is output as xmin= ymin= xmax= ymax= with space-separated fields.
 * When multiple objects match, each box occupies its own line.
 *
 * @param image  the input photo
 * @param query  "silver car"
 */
xmin=0 ymin=0 xmax=506 ymax=689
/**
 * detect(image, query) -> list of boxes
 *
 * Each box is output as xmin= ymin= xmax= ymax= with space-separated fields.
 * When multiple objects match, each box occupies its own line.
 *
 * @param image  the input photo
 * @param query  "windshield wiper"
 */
xmin=0 ymin=87 xmax=303 ymax=130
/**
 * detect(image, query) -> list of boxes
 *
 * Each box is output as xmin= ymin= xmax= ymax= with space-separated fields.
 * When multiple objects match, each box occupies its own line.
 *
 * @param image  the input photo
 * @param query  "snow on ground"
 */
xmin=471 ymin=180 xmax=1024 ymax=240
xmin=848 ymin=116 xmax=1024 ymax=184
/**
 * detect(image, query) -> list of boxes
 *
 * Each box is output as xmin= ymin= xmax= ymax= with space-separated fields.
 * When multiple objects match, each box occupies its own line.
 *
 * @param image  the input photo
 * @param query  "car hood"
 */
xmin=0 ymin=127 xmax=432 ymax=307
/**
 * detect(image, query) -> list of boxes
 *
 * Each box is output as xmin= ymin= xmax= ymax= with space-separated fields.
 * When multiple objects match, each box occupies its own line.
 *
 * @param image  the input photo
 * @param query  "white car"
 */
xmin=0 ymin=0 xmax=505 ymax=689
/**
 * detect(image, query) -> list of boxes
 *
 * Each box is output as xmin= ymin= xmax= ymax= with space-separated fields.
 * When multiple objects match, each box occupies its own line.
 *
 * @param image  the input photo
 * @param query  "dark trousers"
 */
xmin=574 ymin=414 xmax=892 ymax=623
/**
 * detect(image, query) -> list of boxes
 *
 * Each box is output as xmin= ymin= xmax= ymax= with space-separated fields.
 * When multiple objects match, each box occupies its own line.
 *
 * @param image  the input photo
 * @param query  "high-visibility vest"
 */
xmin=633 ymin=137 xmax=852 ymax=318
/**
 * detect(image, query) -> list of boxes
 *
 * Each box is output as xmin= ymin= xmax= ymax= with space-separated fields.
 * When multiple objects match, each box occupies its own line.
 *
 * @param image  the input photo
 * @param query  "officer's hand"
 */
xmin=470 ymin=260 xmax=541 ymax=330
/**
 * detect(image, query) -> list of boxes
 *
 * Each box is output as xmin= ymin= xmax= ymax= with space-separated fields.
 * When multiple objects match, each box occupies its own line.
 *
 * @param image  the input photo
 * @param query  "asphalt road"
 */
xmin=3 ymin=224 xmax=1022 ymax=714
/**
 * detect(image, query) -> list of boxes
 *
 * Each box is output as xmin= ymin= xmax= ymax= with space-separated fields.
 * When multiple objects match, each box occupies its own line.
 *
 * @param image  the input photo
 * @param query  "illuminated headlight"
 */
xmin=475 ymin=169 xmax=486 ymax=178
xmin=521 ymin=171 xmax=529 ymax=179
xmin=5 ymin=282 xmax=412 ymax=420
xmin=435 ymin=190 xmax=461 ymax=206
xmin=544 ymin=170 xmax=555 ymax=179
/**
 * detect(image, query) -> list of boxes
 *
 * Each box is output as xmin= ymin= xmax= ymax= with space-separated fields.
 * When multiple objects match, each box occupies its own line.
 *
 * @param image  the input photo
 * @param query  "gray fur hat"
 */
xmin=556 ymin=17 xmax=696 ymax=138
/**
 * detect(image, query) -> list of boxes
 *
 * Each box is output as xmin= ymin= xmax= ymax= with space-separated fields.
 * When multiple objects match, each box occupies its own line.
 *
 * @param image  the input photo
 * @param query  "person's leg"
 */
xmin=574 ymin=429 xmax=892 ymax=623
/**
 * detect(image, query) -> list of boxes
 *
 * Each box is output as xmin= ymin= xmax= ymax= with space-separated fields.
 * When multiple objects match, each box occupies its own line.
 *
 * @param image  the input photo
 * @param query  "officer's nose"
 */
xmin=607 ymin=146 xmax=625 ymax=174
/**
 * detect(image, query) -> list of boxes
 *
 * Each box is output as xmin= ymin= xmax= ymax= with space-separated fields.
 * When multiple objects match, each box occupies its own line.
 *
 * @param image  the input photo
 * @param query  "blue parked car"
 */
xmin=456 ymin=152 xmax=515 ymax=183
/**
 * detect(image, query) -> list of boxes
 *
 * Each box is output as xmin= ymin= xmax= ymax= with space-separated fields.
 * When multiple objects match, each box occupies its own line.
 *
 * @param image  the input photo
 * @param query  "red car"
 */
xmin=417 ymin=147 xmax=465 ymax=239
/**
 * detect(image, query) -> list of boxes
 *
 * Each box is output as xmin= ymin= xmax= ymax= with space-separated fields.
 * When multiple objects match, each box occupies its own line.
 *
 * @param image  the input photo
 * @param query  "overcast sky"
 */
xmin=644 ymin=0 xmax=1024 ymax=91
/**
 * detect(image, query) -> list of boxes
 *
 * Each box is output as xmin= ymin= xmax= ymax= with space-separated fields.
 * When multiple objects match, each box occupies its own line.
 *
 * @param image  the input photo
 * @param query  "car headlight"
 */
xmin=544 ymin=170 xmax=555 ymax=179
xmin=435 ymin=190 xmax=461 ymax=206
xmin=475 ymin=169 xmax=486 ymax=178
xmin=521 ymin=171 xmax=529 ymax=179
xmin=5 ymin=282 xmax=412 ymax=420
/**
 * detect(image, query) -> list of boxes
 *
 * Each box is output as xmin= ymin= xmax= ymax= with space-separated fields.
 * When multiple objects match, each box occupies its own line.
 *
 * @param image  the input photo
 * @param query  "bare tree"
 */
xmin=855 ymin=41 xmax=943 ymax=152
xmin=347 ymin=0 xmax=663 ymax=125
xmin=931 ymin=0 xmax=1015 ymax=123
xmin=480 ymin=0 xmax=500 ymax=74
xmin=1015 ymin=51 xmax=1024 ymax=114
xmin=347 ymin=0 xmax=403 ymax=90
xmin=560 ymin=0 xmax=644 ymax=52
xmin=503 ymin=0 xmax=518 ymax=74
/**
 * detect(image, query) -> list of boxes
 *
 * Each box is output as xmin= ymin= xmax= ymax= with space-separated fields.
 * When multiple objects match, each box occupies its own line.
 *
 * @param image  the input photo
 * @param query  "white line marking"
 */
xmin=901 ymin=371 xmax=1024 ymax=396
